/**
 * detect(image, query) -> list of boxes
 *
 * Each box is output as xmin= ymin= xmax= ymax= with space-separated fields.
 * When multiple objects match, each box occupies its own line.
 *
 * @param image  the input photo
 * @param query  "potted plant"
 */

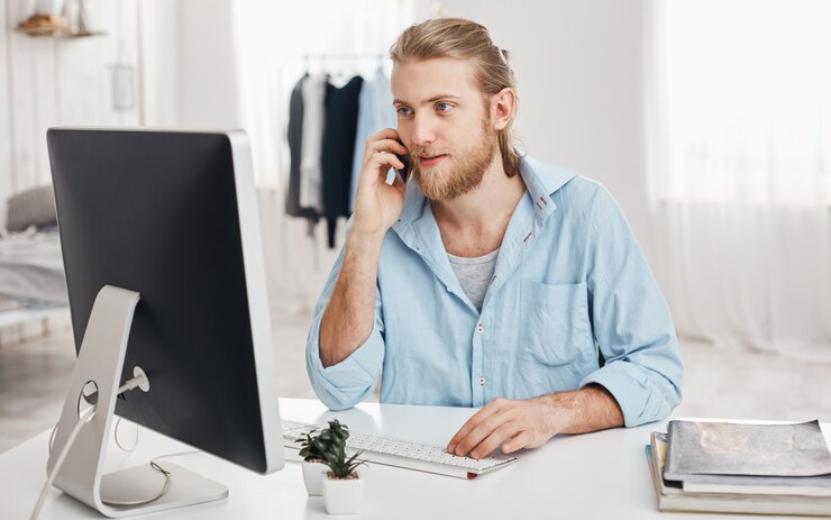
xmin=296 ymin=419 xmax=350 ymax=496
xmin=321 ymin=443 xmax=367 ymax=515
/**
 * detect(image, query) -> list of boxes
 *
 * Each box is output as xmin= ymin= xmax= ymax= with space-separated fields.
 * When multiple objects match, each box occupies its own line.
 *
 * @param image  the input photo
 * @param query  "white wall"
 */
xmin=179 ymin=0 xmax=240 ymax=129
xmin=139 ymin=0 xmax=240 ymax=129
xmin=413 ymin=0 xmax=654 ymax=260
xmin=138 ymin=0 xmax=182 ymax=127
xmin=0 ymin=0 xmax=142 ymax=225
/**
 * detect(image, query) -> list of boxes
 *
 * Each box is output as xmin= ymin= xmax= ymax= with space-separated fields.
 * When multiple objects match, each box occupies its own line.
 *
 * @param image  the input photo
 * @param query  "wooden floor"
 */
xmin=2 ymin=311 xmax=831 ymax=454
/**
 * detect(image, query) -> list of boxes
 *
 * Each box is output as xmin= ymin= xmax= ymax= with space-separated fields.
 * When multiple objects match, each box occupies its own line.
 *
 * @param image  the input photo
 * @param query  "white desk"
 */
xmin=1 ymin=398 xmax=827 ymax=519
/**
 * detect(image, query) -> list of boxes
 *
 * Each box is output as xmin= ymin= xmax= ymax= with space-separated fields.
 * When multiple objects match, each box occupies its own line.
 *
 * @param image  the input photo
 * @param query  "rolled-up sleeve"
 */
xmin=305 ymin=233 xmax=386 ymax=411
xmin=578 ymin=187 xmax=683 ymax=427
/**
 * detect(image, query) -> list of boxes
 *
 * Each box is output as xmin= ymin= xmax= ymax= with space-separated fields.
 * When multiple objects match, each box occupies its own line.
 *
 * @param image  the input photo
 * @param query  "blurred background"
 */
xmin=1 ymin=0 xmax=829 ymax=452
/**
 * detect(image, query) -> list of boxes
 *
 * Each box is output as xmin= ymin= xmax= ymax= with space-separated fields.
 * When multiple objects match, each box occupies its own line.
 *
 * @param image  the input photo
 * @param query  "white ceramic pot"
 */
xmin=301 ymin=460 xmax=329 ymax=496
xmin=322 ymin=472 xmax=364 ymax=515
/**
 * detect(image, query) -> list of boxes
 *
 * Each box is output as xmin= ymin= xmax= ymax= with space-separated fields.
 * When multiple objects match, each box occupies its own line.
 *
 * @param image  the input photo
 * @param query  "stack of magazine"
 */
xmin=646 ymin=419 xmax=831 ymax=516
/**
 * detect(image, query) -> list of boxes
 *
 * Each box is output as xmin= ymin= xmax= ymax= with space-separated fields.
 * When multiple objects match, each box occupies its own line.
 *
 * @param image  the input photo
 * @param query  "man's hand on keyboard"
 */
xmin=445 ymin=396 xmax=561 ymax=460
xmin=446 ymin=387 xmax=625 ymax=459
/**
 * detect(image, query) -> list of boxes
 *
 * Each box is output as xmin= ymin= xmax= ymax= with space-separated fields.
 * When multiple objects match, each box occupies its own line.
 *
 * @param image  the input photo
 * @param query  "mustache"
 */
xmin=410 ymin=149 xmax=448 ymax=157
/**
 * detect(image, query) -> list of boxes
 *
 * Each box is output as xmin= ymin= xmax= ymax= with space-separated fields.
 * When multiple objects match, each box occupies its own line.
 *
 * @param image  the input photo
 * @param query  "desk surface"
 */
xmin=2 ymin=398 xmax=828 ymax=519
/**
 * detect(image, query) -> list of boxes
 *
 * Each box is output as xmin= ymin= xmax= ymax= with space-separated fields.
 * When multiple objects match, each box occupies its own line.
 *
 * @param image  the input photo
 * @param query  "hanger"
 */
xmin=320 ymin=55 xmax=331 ymax=81
xmin=375 ymin=54 xmax=386 ymax=77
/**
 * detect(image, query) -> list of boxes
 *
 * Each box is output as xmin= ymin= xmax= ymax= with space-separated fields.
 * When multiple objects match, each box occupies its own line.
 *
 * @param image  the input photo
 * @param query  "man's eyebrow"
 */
xmin=393 ymin=94 xmax=462 ymax=106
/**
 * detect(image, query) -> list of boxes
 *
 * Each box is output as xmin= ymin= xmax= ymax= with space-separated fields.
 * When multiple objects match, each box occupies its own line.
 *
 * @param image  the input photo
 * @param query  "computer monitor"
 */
xmin=45 ymin=128 xmax=284 ymax=516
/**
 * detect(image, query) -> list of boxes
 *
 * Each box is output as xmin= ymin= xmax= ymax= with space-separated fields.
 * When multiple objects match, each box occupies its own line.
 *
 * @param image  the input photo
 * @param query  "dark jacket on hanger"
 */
xmin=321 ymin=75 xmax=364 ymax=248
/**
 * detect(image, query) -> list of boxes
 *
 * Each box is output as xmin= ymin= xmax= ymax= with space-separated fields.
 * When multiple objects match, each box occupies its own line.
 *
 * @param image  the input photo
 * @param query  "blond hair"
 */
xmin=389 ymin=18 xmax=522 ymax=177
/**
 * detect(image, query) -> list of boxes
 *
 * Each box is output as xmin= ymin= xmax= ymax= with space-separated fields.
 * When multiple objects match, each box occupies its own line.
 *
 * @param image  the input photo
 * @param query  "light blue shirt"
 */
xmin=306 ymin=154 xmax=683 ymax=427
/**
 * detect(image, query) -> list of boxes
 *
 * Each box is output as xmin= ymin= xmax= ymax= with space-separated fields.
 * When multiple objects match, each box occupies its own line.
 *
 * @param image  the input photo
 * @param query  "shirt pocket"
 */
xmin=519 ymin=280 xmax=594 ymax=367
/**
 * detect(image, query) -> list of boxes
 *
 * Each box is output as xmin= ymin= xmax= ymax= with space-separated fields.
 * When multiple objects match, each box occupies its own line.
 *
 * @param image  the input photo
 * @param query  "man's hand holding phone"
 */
xmin=352 ymin=128 xmax=410 ymax=239
xmin=318 ymin=128 xmax=409 ymax=367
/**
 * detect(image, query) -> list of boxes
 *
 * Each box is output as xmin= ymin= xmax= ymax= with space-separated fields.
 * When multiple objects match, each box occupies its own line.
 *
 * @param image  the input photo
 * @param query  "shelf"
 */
xmin=15 ymin=14 xmax=104 ymax=39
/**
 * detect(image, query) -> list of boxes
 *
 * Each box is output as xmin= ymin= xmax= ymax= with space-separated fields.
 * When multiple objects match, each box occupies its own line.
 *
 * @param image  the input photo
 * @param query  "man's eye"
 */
xmin=436 ymin=102 xmax=453 ymax=112
xmin=397 ymin=107 xmax=412 ymax=117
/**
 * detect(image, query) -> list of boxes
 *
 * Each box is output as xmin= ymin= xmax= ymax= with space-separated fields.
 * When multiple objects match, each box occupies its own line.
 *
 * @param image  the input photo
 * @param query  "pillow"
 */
xmin=6 ymin=185 xmax=58 ymax=232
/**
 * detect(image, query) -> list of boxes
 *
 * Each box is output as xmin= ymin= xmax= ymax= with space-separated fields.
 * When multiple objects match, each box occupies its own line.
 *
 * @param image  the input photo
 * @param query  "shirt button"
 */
xmin=478 ymin=377 xmax=486 ymax=386
xmin=476 ymin=324 xmax=484 ymax=334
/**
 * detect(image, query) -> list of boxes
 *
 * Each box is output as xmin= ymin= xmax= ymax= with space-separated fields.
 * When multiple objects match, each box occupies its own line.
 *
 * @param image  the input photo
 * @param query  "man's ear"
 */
xmin=490 ymin=87 xmax=516 ymax=131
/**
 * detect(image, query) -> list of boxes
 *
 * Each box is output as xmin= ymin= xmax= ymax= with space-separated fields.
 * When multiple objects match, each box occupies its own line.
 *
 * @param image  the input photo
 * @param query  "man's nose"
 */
xmin=411 ymin=113 xmax=436 ymax=147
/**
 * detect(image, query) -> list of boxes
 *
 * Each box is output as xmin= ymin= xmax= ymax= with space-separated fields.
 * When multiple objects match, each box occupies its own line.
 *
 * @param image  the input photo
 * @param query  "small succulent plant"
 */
xmin=323 ymin=442 xmax=366 ymax=480
xmin=296 ymin=419 xmax=350 ymax=462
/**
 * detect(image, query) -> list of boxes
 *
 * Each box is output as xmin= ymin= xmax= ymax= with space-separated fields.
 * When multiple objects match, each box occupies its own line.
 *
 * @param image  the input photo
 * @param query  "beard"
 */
xmin=412 ymin=118 xmax=498 ymax=202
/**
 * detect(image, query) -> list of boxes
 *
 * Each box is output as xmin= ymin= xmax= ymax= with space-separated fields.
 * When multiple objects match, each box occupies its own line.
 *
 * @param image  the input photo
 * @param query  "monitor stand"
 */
xmin=48 ymin=285 xmax=228 ymax=518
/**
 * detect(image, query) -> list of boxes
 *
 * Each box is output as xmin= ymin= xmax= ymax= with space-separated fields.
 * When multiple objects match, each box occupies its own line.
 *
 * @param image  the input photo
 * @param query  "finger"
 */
xmin=470 ymin=422 xmax=522 ymax=460
xmin=360 ymin=151 xmax=404 ymax=182
xmin=367 ymin=138 xmax=408 ymax=156
xmin=452 ymin=408 xmax=515 ymax=457
xmin=447 ymin=399 xmax=509 ymax=452
xmin=446 ymin=399 xmax=506 ymax=452
xmin=454 ymin=411 xmax=514 ymax=456
xmin=366 ymin=128 xmax=401 ymax=148
xmin=501 ymin=430 xmax=533 ymax=454
xmin=368 ymin=151 xmax=405 ymax=172
xmin=361 ymin=152 xmax=405 ymax=190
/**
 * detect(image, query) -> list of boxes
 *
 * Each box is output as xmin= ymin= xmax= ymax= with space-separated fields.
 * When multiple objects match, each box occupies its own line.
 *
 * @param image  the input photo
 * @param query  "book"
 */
xmin=681 ymin=472 xmax=831 ymax=496
xmin=647 ymin=432 xmax=831 ymax=516
xmin=665 ymin=420 xmax=831 ymax=480
xmin=682 ymin=475 xmax=831 ymax=497
xmin=654 ymin=431 xmax=831 ymax=496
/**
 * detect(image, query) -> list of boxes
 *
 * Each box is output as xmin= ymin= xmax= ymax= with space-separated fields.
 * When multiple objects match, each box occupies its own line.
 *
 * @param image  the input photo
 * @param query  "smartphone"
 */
xmin=391 ymin=138 xmax=411 ymax=184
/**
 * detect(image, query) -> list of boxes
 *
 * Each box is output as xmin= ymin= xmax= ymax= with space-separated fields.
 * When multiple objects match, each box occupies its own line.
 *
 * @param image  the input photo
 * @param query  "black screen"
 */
xmin=48 ymin=129 xmax=268 ymax=473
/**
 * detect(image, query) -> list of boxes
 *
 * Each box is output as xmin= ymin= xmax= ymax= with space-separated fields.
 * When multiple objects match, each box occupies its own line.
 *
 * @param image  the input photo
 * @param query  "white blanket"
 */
xmin=0 ymin=229 xmax=67 ymax=305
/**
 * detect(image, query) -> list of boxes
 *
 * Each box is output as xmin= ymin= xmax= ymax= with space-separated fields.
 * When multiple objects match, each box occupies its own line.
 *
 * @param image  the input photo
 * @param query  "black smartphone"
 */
xmin=394 ymin=138 xmax=411 ymax=183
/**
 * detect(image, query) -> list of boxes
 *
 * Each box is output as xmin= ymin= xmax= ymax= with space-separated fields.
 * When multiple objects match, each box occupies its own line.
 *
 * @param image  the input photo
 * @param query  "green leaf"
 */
xmin=323 ymin=452 xmax=338 ymax=464
xmin=311 ymin=421 xmax=367 ymax=478
xmin=345 ymin=451 xmax=361 ymax=465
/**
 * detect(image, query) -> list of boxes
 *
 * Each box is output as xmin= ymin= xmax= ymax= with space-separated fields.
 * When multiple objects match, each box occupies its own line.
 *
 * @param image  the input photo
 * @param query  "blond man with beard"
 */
xmin=306 ymin=18 xmax=682 ymax=460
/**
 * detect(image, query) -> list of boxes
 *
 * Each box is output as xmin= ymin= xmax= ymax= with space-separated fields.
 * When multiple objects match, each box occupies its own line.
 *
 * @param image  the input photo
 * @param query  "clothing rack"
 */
xmin=278 ymin=53 xmax=389 ymax=90
xmin=276 ymin=50 xmax=390 ymax=135
xmin=288 ymin=53 xmax=389 ymax=69
xmin=275 ymin=52 xmax=392 ymax=269
xmin=276 ymin=52 xmax=390 ymax=143
xmin=299 ymin=53 xmax=389 ymax=79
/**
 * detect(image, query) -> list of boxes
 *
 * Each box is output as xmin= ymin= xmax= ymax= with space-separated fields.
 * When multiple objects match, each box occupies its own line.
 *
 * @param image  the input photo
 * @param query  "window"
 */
xmin=647 ymin=0 xmax=831 ymax=206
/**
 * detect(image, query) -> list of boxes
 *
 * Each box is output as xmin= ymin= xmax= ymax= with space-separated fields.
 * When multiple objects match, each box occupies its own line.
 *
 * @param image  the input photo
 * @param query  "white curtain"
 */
xmin=229 ymin=0 xmax=414 ymax=312
xmin=645 ymin=0 xmax=831 ymax=360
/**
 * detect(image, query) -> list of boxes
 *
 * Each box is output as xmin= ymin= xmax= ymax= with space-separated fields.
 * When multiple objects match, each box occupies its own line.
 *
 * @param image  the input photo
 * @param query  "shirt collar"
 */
xmin=392 ymin=150 xmax=579 ymax=234
xmin=519 ymin=152 xmax=579 ymax=222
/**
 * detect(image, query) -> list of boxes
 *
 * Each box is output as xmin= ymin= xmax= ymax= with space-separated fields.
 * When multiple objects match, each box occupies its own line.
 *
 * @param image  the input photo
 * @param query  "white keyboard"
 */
xmin=281 ymin=420 xmax=517 ymax=479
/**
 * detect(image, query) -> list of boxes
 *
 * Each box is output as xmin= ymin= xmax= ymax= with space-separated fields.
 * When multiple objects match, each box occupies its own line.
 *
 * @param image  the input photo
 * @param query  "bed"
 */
xmin=0 ymin=186 xmax=69 ymax=338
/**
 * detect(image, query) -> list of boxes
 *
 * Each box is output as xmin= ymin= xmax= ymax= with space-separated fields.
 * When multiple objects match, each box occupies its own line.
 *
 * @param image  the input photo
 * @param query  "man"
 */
xmin=306 ymin=18 xmax=682 ymax=460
